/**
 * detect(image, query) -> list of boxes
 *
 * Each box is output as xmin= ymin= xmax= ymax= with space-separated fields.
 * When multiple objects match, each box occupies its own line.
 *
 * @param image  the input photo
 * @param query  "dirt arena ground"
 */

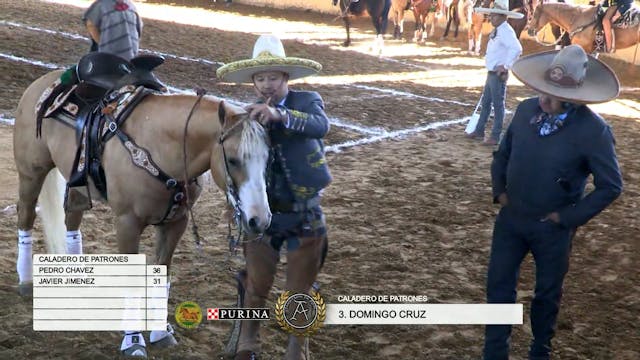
xmin=0 ymin=0 xmax=639 ymax=359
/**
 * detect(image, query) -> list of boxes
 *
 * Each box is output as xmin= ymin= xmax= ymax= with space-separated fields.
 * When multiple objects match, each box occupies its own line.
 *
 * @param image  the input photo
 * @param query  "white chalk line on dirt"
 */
xmin=1 ymin=21 xmax=468 ymax=106
xmin=351 ymin=84 xmax=474 ymax=107
xmin=0 ymin=20 xmax=224 ymax=66
xmin=325 ymin=117 xmax=469 ymax=153
xmin=0 ymin=52 xmax=386 ymax=136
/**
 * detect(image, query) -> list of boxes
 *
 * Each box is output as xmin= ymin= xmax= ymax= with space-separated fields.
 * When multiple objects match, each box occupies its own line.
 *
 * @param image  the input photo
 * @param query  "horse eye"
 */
xmin=228 ymin=158 xmax=241 ymax=168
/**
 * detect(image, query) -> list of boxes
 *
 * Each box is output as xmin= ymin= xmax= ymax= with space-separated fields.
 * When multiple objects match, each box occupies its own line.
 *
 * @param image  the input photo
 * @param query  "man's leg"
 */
xmin=489 ymin=72 xmax=507 ymax=142
xmin=473 ymin=74 xmax=494 ymax=138
xmin=602 ymin=7 xmax=616 ymax=52
xmin=484 ymin=209 xmax=529 ymax=360
xmin=528 ymin=223 xmax=574 ymax=360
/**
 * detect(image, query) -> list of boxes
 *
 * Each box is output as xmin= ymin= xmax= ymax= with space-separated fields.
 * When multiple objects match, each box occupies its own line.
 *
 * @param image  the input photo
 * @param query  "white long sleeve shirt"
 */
xmin=485 ymin=21 xmax=523 ymax=71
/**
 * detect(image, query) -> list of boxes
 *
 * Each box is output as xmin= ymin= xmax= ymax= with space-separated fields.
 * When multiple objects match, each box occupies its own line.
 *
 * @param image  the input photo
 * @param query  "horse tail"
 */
xmin=38 ymin=168 xmax=67 ymax=253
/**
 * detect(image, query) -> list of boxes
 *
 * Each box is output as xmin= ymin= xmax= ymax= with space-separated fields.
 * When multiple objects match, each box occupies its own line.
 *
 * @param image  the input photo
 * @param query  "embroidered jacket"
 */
xmin=267 ymin=90 xmax=332 ymax=203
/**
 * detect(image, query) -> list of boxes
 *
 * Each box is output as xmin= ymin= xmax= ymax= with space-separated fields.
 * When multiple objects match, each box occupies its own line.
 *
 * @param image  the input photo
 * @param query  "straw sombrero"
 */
xmin=475 ymin=0 xmax=524 ymax=19
xmin=512 ymin=45 xmax=619 ymax=104
xmin=216 ymin=35 xmax=322 ymax=84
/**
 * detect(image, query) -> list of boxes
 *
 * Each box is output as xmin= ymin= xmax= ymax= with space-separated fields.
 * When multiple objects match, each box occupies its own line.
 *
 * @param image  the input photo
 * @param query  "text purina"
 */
xmin=219 ymin=309 xmax=270 ymax=320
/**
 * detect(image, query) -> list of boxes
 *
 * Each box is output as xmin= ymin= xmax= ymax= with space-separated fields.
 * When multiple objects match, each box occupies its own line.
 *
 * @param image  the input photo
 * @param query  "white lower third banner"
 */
xmin=325 ymin=304 xmax=523 ymax=325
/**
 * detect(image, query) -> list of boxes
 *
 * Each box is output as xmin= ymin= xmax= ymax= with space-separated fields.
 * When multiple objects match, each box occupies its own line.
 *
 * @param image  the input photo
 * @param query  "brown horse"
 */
xmin=467 ymin=0 xmax=491 ymax=55
xmin=13 ymin=70 xmax=271 ymax=357
xmin=390 ymin=0 xmax=411 ymax=39
xmin=507 ymin=0 xmax=529 ymax=39
xmin=412 ymin=0 xmax=439 ymax=43
xmin=442 ymin=0 xmax=462 ymax=39
xmin=528 ymin=3 xmax=640 ymax=53
xmin=332 ymin=0 xmax=392 ymax=52
xmin=527 ymin=0 xmax=572 ymax=49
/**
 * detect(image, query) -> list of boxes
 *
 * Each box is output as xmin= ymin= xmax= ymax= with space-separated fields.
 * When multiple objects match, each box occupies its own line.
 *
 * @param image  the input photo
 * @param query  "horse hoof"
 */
xmin=342 ymin=41 xmax=351 ymax=47
xmin=18 ymin=281 xmax=33 ymax=297
xmin=122 ymin=344 xmax=147 ymax=358
xmin=234 ymin=350 xmax=258 ymax=360
xmin=150 ymin=333 xmax=178 ymax=348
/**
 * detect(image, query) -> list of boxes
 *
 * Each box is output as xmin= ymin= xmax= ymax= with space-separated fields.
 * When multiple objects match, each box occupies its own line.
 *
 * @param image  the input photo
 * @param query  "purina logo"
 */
xmin=207 ymin=308 xmax=270 ymax=320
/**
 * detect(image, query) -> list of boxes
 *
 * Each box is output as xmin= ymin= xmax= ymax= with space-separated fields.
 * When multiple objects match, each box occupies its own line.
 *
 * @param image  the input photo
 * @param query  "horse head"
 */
xmin=216 ymin=102 xmax=271 ymax=235
xmin=527 ymin=2 xmax=545 ymax=37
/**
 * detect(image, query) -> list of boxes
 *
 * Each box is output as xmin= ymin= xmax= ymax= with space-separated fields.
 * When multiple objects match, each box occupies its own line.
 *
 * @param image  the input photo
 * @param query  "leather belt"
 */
xmin=269 ymin=196 xmax=321 ymax=213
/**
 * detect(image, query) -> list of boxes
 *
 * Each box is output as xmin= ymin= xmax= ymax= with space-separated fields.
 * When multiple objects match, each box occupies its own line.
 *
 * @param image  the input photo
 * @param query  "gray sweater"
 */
xmin=84 ymin=0 xmax=142 ymax=60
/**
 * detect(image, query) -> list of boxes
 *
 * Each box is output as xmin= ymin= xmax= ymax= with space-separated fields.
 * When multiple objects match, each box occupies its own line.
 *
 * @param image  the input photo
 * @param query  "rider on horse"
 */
xmin=216 ymin=35 xmax=331 ymax=360
xmin=601 ymin=0 xmax=634 ymax=52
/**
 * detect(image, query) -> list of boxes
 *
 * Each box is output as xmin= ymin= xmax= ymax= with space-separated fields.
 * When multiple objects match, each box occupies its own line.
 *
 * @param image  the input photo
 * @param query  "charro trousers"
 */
xmin=483 ymin=207 xmax=574 ymax=360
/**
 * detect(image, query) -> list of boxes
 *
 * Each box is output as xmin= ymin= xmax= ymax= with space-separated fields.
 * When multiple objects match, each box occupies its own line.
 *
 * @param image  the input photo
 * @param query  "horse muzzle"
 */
xmin=243 ymin=211 xmax=272 ymax=235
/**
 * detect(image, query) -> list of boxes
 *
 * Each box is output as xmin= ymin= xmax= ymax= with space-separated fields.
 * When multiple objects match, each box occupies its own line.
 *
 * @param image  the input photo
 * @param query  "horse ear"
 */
xmin=218 ymin=100 xmax=226 ymax=126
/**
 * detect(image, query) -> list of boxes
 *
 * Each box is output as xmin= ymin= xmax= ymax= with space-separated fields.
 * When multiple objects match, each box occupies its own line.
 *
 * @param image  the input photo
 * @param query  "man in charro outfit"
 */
xmin=216 ymin=34 xmax=331 ymax=360
xmin=484 ymin=45 xmax=623 ymax=359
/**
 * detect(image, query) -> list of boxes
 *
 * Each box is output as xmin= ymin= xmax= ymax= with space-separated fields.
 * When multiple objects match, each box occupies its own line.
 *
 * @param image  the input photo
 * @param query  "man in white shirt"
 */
xmin=468 ymin=0 xmax=523 ymax=146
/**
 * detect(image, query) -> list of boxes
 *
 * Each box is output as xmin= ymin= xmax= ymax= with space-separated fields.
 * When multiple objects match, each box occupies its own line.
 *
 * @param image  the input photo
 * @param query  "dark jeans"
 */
xmin=483 ymin=207 xmax=574 ymax=360
xmin=474 ymin=72 xmax=507 ymax=142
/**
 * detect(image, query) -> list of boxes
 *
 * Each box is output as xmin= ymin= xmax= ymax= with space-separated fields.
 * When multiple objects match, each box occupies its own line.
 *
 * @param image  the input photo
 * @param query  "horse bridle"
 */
xmin=218 ymin=114 xmax=247 ymax=235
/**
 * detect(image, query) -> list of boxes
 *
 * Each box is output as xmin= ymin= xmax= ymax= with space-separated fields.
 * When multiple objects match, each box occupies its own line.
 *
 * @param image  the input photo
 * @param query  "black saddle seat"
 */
xmin=77 ymin=52 xmax=167 ymax=92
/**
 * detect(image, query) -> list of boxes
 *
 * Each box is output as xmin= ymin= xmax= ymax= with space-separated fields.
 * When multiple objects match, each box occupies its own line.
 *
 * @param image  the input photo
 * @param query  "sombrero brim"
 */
xmin=216 ymin=57 xmax=322 ymax=83
xmin=474 ymin=7 xmax=525 ymax=19
xmin=512 ymin=50 xmax=620 ymax=104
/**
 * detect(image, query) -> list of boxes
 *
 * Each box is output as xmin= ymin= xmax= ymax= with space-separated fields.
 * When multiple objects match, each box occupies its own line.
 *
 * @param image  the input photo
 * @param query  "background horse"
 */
xmin=528 ymin=2 xmax=640 ymax=53
xmin=390 ymin=0 xmax=412 ymax=39
xmin=333 ymin=0 xmax=392 ymax=51
xmin=412 ymin=0 xmax=439 ymax=43
xmin=442 ymin=0 xmax=462 ymax=39
xmin=13 ymin=69 xmax=271 ymax=357
xmin=527 ymin=0 xmax=572 ymax=49
xmin=467 ymin=0 xmax=490 ymax=55
xmin=507 ymin=0 xmax=528 ymax=38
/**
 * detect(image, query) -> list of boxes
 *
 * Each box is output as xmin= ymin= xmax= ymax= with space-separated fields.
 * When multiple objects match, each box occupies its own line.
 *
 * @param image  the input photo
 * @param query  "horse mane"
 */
xmin=239 ymin=117 xmax=269 ymax=161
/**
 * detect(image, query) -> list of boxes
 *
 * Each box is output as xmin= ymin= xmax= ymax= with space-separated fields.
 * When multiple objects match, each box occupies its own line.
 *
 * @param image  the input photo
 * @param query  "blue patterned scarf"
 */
xmin=531 ymin=107 xmax=573 ymax=137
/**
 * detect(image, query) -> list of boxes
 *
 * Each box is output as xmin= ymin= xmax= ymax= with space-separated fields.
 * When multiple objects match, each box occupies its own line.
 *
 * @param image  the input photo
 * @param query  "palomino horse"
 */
xmin=528 ymin=3 xmax=640 ymax=53
xmin=527 ymin=0 xmax=572 ymax=49
xmin=412 ymin=0 xmax=439 ymax=43
xmin=332 ymin=0 xmax=392 ymax=52
xmin=390 ymin=0 xmax=411 ymax=39
xmin=467 ymin=0 xmax=490 ymax=55
xmin=14 ymin=70 xmax=271 ymax=357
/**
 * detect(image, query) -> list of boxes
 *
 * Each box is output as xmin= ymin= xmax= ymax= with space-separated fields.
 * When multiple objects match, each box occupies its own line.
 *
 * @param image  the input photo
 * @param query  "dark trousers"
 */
xmin=483 ymin=207 xmax=574 ymax=360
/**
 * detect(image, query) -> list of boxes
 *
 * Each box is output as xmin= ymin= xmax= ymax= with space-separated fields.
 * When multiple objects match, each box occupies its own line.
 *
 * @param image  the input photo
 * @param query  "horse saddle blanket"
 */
xmin=615 ymin=6 xmax=640 ymax=28
xmin=35 ymin=78 xmax=154 ymax=208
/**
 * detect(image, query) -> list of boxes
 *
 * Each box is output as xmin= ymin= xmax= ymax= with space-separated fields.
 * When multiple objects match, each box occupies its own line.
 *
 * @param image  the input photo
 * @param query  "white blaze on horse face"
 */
xmin=236 ymin=120 xmax=271 ymax=234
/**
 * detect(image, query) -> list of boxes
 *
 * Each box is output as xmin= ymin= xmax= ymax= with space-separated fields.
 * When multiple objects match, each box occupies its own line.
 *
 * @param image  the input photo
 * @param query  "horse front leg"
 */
xmin=284 ymin=235 xmax=329 ymax=360
xmin=343 ymin=17 xmax=352 ymax=46
xmin=235 ymin=240 xmax=278 ymax=358
xmin=115 ymin=213 xmax=149 ymax=358
xmin=148 ymin=215 xmax=189 ymax=349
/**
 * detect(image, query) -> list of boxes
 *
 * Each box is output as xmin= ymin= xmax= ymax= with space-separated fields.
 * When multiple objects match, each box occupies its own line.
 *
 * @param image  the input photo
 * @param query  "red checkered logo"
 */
xmin=207 ymin=308 xmax=219 ymax=320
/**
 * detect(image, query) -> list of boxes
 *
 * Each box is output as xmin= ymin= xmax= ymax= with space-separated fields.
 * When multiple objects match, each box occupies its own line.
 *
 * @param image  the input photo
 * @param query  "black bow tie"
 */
xmin=490 ymin=28 xmax=497 ymax=39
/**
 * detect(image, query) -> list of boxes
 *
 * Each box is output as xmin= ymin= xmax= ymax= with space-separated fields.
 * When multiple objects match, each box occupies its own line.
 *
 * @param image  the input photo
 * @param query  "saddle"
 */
xmin=35 ymin=52 xmax=167 ymax=211
xmin=614 ymin=6 xmax=640 ymax=28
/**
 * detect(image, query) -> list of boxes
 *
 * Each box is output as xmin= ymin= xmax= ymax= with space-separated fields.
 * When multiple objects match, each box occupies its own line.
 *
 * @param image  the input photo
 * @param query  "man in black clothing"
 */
xmin=484 ymin=45 xmax=623 ymax=360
